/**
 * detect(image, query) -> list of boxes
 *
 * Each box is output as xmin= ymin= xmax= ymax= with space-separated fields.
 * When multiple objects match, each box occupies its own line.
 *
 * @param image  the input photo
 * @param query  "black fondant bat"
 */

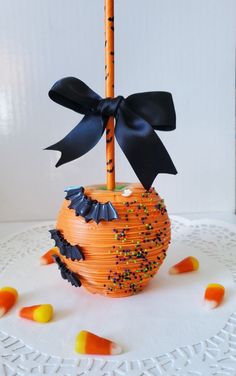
xmin=49 ymin=229 xmax=84 ymax=261
xmin=65 ymin=186 xmax=119 ymax=224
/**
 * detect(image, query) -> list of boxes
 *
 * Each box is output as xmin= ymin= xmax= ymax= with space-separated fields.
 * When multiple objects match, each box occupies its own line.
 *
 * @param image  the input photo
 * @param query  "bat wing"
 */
xmin=53 ymin=255 xmax=81 ymax=287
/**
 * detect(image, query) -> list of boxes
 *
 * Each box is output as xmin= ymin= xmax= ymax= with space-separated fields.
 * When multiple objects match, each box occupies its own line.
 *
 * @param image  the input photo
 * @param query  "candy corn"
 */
xmin=40 ymin=248 xmax=57 ymax=265
xmin=75 ymin=330 xmax=122 ymax=355
xmin=169 ymin=256 xmax=199 ymax=274
xmin=0 ymin=287 xmax=18 ymax=318
xmin=19 ymin=304 xmax=54 ymax=323
xmin=204 ymin=283 xmax=225 ymax=309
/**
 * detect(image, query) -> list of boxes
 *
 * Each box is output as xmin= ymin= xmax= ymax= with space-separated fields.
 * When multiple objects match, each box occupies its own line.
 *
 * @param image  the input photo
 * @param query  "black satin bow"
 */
xmin=46 ymin=77 xmax=177 ymax=190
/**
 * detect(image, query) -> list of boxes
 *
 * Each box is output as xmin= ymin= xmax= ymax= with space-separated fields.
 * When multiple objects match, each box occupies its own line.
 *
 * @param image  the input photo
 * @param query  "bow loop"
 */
xmin=96 ymin=96 xmax=124 ymax=117
xmin=46 ymin=77 xmax=177 ymax=189
xmin=126 ymin=92 xmax=176 ymax=131
xmin=49 ymin=77 xmax=101 ymax=115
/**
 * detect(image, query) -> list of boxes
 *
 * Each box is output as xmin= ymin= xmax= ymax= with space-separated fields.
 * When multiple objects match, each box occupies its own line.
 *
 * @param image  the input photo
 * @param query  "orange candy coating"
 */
xmin=75 ymin=330 xmax=122 ymax=355
xmin=55 ymin=183 xmax=171 ymax=297
xmin=19 ymin=304 xmax=54 ymax=323
xmin=0 ymin=287 xmax=18 ymax=318
xmin=204 ymin=283 xmax=225 ymax=309
xmin=169 ymin=256 xmax=199 ymax=275
xmin=40 ymin=248 xmax=57 ymax=265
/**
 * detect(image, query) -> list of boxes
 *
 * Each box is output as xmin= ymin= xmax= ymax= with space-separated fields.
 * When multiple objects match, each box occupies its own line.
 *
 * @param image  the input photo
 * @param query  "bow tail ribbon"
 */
xmin=45 ymin=113 xmax=106 ymax=167
xmin=115 ymin=101 xmax=177 ymax=190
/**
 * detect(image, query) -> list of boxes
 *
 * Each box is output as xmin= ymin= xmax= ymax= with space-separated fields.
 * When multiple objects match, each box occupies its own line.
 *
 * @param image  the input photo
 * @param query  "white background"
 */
xmin=0 ymin=0 xmax=235 ymax=221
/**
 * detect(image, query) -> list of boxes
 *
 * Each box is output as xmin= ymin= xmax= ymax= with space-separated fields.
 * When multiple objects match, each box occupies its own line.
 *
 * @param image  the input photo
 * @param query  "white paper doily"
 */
xmin=0 ymin=216 xmax=236 ymax=375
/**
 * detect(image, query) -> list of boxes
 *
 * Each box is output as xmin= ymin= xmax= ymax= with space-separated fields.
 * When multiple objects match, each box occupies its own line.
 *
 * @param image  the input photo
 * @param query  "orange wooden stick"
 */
xmin=105 ymin=0 xmax=115 ymax=190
